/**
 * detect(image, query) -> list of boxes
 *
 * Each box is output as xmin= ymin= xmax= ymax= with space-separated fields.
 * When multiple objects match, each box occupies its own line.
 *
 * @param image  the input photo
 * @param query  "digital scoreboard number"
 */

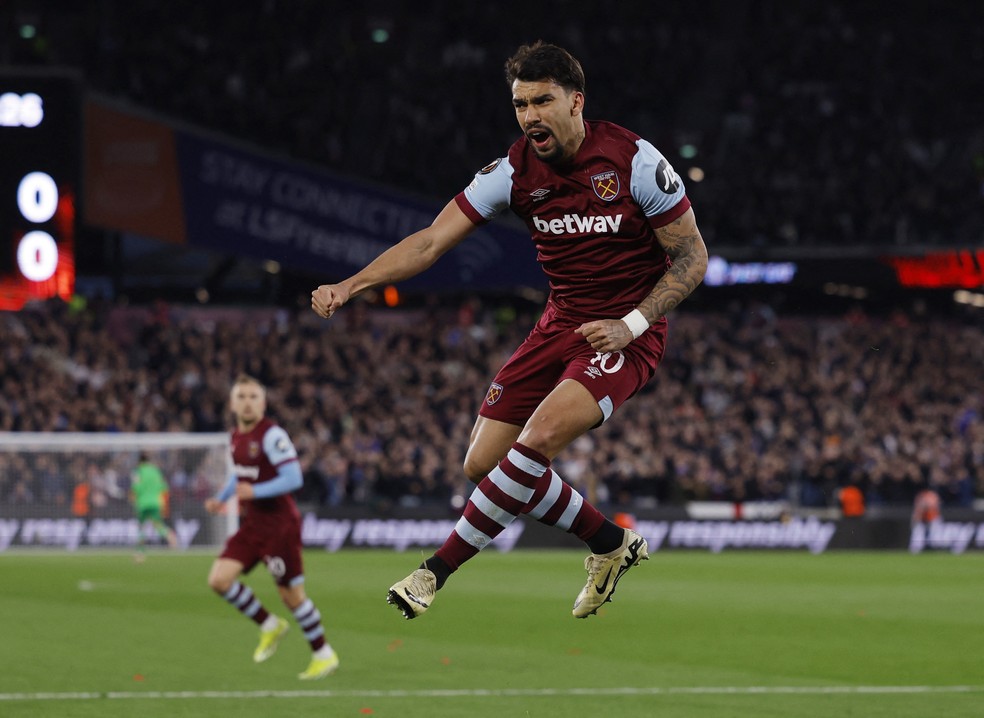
xmin=0 ymin=72 xmax=80 ymax=310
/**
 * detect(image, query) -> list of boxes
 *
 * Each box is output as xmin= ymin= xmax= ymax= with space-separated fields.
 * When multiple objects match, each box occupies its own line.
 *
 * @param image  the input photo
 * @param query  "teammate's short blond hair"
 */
xmin=232 ymin=373 xmax=264 ymax=390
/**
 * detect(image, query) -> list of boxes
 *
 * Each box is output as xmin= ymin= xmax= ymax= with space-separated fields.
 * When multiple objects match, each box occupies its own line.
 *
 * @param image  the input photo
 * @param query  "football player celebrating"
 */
xmin=312 ymin=42 xmax=708 ymax=619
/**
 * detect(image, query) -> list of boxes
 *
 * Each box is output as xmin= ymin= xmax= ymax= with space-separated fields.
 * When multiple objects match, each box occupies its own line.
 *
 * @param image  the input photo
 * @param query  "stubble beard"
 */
xmin=530 ymin=139 xmax=565 ymax=166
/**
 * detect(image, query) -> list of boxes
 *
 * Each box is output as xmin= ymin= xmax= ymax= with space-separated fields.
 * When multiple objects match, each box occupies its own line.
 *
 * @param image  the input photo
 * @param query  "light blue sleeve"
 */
xmin=251 ymin=460 xmax=303 ymax=499
xmin=262 ymin=425 xmax=298 ymax=465
xmin=251 ymin=426 xmax=302 ymax=499
xmin=461 ymin=157 xmax=515 ymax=220
xmin=215 ymin=473 xmax=237 ymax=503
xmin=630 ymin=139 xmax=688 ymax=218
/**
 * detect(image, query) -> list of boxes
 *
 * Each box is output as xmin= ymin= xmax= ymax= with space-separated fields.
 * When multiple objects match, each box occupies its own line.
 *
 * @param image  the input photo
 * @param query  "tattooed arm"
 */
xmin=575 ymin=207 xmax=707 ymax=352
xmin=639 ymin=207 xmax=708 ymax=324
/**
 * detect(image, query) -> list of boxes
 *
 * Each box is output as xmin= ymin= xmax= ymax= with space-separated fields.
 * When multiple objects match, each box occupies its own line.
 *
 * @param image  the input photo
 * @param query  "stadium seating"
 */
xmin=1 ymin=299 xmax=980 ymax=509
xmin=8 ymin=2 xmax=984 ymax=251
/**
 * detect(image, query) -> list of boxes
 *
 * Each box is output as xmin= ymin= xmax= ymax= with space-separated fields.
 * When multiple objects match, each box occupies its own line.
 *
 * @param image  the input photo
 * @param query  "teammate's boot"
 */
xmin=572 ymin=529 xmax=649 ymax=618
xmin=253 ymin=616 xmax=289 ymax=662
xmin=386 ymin=568 xmax=437 ymax=619
xmin=298 ymin=648 xmax=340 ymax=680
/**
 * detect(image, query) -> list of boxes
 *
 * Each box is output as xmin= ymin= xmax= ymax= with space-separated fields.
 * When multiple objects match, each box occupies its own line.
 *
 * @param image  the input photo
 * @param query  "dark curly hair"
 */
xmin=504 ymin=41 xmax=585 ymax=94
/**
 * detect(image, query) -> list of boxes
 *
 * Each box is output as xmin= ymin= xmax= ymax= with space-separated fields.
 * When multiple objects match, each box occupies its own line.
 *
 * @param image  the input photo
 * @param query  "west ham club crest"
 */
xmin=591 ymin=170 xmax=620 ymax=201
xmin=485 ymin=382 xmax=503 ymax=405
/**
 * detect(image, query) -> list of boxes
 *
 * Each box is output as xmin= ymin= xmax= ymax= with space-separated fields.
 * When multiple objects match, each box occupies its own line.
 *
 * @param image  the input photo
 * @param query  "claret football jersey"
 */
xmin=455 ymin=120 xmax=691 ymax=322
xmin=230 ymin=417 xmax=300 ymax=525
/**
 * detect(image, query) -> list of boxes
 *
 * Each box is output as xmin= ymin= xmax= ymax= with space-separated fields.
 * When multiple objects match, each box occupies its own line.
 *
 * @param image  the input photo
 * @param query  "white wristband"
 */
xmin=620 ymin=309 xmax=649 ymax=339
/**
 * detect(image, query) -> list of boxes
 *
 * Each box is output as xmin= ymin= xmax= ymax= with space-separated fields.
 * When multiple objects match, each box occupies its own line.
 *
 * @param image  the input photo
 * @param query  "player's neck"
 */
xmin=554 ymin=122 xmax=586 ymax=169
xmin=236 ymin=416 xmax=262 ymax=432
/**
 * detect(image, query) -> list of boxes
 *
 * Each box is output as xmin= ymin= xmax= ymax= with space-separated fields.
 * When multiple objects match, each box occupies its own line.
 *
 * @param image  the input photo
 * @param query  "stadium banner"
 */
xmin=298 ymin=514 xmax=984 ymax=555
xmin=83 ymin=97 xmax=187 ymax=244
xmin=82 ymin=95 xmax=543 ymax=291
xmin=3 ymin=507 xmax=982 ymax=554
xmin=0 ymin=501 xmax=226 ymax=551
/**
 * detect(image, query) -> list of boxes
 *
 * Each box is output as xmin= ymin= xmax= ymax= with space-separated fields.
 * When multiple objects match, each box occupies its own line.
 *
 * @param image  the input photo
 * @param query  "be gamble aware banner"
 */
xmin=3 ymin=512 xmax=984 ymax=554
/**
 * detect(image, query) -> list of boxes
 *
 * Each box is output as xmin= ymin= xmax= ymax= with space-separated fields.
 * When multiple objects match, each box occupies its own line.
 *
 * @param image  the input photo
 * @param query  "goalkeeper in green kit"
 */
xmin=131 ymin=451 xmax=179 ymax=559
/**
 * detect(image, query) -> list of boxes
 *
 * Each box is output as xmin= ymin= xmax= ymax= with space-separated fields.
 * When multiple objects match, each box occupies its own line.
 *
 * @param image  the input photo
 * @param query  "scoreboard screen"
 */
xmin=0 ymin=72 xmax=80 ymax=310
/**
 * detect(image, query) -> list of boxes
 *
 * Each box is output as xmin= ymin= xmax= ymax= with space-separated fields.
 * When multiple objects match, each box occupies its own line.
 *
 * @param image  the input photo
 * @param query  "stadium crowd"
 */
xmin=1 ymin=3 xmax=983 ymax=516
xmin=1 ymin=298 xmax=981 ymax=512
xmin=6 ymin=1 xmax=984 ymax=251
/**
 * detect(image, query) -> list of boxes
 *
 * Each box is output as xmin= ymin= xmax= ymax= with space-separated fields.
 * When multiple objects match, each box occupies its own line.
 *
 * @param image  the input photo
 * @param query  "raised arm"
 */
xmin=311 ymin=199 xmax=477 ymax=319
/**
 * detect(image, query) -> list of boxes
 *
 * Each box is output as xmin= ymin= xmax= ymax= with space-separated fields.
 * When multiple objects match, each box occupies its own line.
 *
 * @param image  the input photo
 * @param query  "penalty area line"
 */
xmin=1 ymin=686 xmax=983 ymax=701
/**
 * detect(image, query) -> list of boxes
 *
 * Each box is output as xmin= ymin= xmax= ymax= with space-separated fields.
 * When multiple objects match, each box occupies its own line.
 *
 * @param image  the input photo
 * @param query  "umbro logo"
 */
xmin=583 ymin=366 xmax=602 ymax=379
xmin=530 ymin=188 xmax=551 ymax=201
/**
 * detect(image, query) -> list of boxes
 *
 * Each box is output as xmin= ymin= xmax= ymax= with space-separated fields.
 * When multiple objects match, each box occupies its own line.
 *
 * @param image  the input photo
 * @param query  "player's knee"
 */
xmin=517 ymin=421 xmax=579 ymax=459
xmin=462 ymin=454 xmax=494 ymax=484
xmin=207 ymin=571 xmax=233 ymax=594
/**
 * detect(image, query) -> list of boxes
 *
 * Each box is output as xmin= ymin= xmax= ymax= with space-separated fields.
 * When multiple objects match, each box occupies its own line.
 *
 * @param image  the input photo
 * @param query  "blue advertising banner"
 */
xmin=174 ymin=132 xmax=544 ymax=291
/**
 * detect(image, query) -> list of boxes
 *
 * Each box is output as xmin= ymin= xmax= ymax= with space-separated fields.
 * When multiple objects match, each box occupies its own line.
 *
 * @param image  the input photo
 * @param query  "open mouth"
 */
xmin=527 ymin=128 xmax=553 ymax=150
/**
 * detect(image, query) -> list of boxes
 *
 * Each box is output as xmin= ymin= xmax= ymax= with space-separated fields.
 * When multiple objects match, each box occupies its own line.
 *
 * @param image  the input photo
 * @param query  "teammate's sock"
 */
xmin=433 ymin=443 xmax=544 ymax=571
xmin=421 ymin=555 xmax=453 ymax=590
xmin=523 ymin=468 xmax=620 ymax=553
xmin=222 ymin=581 xmax=270 ymax=625
xmin=292 ymin=598 xmax=326 ymax=652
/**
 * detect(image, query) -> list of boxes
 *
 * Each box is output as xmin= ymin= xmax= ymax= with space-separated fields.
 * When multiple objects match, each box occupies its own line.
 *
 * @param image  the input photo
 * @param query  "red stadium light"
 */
xmin=882 ymin=250 xmax=984 ymax=289
xmin=383 ymin=284 xmax=400 ymax=307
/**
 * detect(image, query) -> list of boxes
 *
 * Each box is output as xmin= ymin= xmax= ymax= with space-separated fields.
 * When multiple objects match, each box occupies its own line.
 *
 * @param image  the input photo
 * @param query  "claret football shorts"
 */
xmin=478 ymin=314 xmax=667 ymax=427
xmin=220 ymin=516 xmax=305 ymax=587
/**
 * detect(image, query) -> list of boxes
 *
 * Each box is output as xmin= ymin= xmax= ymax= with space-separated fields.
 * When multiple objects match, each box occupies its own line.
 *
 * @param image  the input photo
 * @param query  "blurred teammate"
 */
xmin=205 ymin=374 xmax=339 ymax=679
xmin=130 ymin=451 xmax=178 ymax=559
xmin=312 ymin=42 xmax=708 ymax=620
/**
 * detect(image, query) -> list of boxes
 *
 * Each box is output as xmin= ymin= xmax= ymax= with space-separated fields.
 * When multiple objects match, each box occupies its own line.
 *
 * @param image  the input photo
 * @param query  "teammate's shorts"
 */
xmin=220 ymin=515 xmax=304 ymax=587
xmin=478 ymin=308 xmax=667 ymax=427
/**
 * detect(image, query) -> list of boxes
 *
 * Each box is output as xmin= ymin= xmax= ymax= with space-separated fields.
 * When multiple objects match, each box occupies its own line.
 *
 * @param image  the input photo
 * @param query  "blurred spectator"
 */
xmin=71 ymin=476 xmax=90 ymax=517
xmin=838 ymin=481 xmax=865 ymax=518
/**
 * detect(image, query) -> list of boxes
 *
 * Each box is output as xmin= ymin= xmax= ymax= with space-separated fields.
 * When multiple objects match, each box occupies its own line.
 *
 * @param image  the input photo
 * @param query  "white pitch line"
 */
xmin=1 ymin=686 xmax=983 ymax=701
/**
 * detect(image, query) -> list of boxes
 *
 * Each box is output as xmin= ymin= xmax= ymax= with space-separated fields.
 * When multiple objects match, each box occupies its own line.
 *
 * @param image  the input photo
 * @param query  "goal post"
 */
xmin=0 ymin=432 xmax=234 ymax=551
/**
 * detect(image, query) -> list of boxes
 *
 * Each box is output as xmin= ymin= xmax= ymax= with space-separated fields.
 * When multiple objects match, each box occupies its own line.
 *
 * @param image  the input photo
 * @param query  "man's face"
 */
xmin=511 ymin=79 xmax=584 ymax=165
xmin=230 ymin=381 xmax=266 ymax=427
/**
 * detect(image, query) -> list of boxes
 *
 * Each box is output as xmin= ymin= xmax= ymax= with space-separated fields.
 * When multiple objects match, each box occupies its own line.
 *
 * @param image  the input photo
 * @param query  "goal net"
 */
xmin=0 ymin=432 xmax=233 ymax=551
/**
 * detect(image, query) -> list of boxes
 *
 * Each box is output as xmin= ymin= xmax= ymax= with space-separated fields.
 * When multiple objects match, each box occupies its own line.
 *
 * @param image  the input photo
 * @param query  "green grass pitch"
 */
xmin=1 ymin=549 xmax=982 ymax=717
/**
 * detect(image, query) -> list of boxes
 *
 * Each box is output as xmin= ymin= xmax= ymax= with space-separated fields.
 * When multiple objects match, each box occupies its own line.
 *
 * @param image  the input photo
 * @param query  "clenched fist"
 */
xmin=311 ymin=284 xmax=351 ymax=319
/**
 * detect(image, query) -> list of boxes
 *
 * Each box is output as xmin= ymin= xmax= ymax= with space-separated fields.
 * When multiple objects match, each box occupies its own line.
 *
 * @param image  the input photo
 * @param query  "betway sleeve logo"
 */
xmin=533 ymin=213 xmax=623 ymax=235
